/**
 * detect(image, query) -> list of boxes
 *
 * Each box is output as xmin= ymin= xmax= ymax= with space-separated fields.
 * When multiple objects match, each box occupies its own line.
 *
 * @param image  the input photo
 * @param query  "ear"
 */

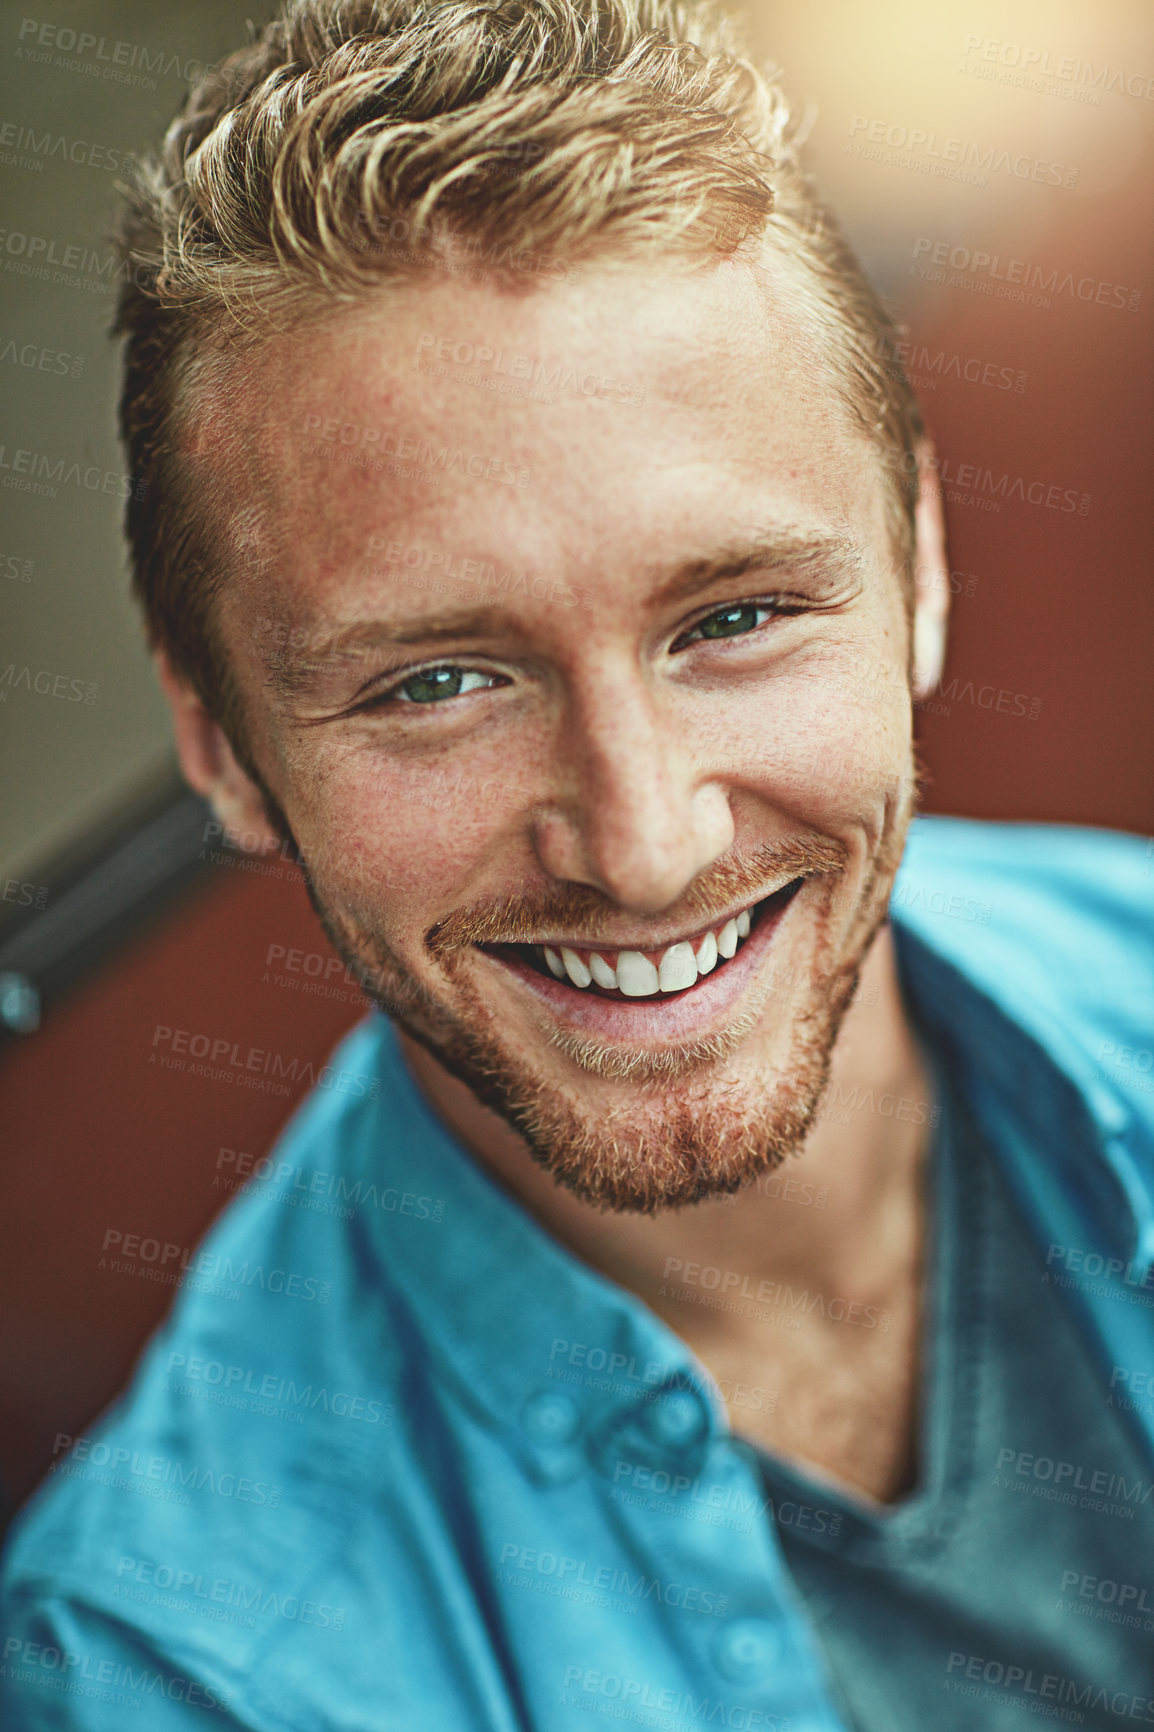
xmin=154 ymin=649 xmax=282 ymax=851
xmin=910 ymin=440 xmax=950 ymax=700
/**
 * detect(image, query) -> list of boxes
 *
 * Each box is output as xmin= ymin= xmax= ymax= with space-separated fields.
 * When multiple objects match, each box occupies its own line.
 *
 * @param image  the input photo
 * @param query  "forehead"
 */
xmin=192 ymin=253 xmax=885 ymax=636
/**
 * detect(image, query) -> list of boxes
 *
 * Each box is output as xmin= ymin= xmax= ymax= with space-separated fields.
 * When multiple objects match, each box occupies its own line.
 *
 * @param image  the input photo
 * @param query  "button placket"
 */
xmin=713 ymin=1616 xmax=784 ymax=1682
xmin=643 ymin=1387 xmax=709 ymax=1450
xmin=588 ymin=1377 xmax=715 ymax=1483
xmin=519 ymin=1389 xmax=585 ymax=1484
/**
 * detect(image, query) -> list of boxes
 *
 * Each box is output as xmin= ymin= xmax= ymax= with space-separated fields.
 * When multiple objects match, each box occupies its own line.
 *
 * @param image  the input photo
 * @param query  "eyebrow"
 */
xmin=262 ymin=526 xmax=867 ymax=702
xmin=649 ymin=527 xmax=867 ymax=608
xmin=261 ymin=607 xmax=528 ymax=703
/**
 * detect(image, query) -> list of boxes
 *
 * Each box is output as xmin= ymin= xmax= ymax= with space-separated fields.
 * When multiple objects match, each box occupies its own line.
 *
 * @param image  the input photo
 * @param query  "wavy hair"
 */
xmin=113 ymin=0 xmax=922 ymax=742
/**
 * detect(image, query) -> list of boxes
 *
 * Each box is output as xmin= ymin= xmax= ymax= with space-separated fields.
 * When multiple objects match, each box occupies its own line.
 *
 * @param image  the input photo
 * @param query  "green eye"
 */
xmin=399 ymin=667 xmax=466 ymax=703
xmin=697 ymin=604 xmax=762 ymax=640
xmin=392 ymin=666 xmax=495 ymax=705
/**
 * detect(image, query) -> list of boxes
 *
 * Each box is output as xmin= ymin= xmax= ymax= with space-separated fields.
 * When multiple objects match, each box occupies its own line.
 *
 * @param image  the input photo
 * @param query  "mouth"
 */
xmin=475 ymin=876 xmax=806 ymax=1028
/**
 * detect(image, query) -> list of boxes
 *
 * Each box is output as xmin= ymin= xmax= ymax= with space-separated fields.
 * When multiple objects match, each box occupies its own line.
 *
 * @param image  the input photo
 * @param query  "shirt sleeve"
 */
xmin=0 ymin=1593 xmax=257 ymax=1730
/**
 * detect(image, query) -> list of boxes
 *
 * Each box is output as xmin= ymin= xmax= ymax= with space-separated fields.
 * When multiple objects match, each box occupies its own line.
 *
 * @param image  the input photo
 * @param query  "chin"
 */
xmin=394 ymin=919 xmax=867 ymax=1215
xmin=309 ymin=823 xmax=899 ymax=1213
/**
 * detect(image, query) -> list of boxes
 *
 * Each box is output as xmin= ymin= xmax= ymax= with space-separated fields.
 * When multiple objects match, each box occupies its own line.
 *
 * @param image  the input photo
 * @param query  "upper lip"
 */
xmin=492 ymin=877 xmax=802 ymax=954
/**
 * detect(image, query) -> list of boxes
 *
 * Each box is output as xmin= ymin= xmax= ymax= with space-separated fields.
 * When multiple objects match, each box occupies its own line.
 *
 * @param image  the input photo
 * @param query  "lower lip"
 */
xmin=478 ymin=885 xmax=807 ymax=1044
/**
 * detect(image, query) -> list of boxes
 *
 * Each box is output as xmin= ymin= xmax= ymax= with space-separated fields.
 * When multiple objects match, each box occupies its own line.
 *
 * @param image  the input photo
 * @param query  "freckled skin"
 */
xmin=164 ymin=252 xmax=949 ymax=1501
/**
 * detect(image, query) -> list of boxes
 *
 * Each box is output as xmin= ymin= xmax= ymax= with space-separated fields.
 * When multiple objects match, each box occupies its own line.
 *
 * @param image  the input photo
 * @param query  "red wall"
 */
xmin=909 ymin=171 xmax=1154 ymax=831
xmin=0 ymin=863 xmax=363 ymax=1510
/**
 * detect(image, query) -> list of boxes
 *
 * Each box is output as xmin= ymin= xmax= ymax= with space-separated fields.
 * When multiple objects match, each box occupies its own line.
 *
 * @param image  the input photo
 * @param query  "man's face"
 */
xmin=199 ymin=253 xmax=919 ymax=1211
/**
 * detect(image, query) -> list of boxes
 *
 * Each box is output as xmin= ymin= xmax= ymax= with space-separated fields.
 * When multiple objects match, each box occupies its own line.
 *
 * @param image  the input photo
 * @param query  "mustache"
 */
xmin=426 ymin=835 xmax=847 ymax=957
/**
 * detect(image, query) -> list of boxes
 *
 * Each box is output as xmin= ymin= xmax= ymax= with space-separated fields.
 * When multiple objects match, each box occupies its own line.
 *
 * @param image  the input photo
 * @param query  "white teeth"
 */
xmin=658 ymin=940 xmax=698 ymax=993
xmin=541 ymin=902 xmax=757 ymax=993
xmin=560 ymin=946 xmax=592 ymax=988
xmin=589 ymin=952 xmax=618 ymax=990
xmin=616 ymin=950 xmax=660 ymax=997
xmin=695 ymin=930 xmax=718 ymax=975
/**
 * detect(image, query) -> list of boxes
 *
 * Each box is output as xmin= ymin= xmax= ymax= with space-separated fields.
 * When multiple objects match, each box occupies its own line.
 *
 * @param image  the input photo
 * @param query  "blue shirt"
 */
xmin=2 ymin=818 xmax=1153 ymax=1731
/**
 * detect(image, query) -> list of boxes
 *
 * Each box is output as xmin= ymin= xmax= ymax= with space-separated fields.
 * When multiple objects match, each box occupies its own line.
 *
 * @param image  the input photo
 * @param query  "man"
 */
xmin=2 ymin=0 xmax=1152 ymax=1725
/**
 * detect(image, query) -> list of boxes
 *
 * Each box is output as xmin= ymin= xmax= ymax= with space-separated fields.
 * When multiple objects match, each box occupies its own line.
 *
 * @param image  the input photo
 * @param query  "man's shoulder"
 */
xmin=896 ymin=814 xmax=1152 ymax=964
xmin=899 ymin=813 xmax=1151 ymax=906
xmin=0 ymin=1015 xmax=422 ymax=1686
xmin=894 ymin=816 xmax=1153 ymax=1116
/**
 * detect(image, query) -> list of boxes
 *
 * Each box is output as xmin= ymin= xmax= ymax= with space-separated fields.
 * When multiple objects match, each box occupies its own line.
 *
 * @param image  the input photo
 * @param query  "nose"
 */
xmin=531 ymin=665 xmax=734 ymax=915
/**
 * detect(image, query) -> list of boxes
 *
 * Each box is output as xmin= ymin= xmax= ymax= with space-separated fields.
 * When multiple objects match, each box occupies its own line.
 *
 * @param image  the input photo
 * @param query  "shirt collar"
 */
xmin=352 ymin=909 xmax=1153 ymax=1457
xmin=355 ymin=1015 xmax=728 ymax=1475
xmin=891 ymin=911 xmax=1154 ymax=1275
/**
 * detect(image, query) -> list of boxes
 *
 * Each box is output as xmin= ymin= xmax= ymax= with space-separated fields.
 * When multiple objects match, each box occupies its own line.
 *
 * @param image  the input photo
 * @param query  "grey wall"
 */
xmin=0 ymin=0 xmax=266 ymax=881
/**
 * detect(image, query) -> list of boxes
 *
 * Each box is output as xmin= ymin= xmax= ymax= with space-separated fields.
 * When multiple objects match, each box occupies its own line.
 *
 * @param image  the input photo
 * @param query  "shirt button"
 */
xmin=713 ymin=1617 xmax=782 ymax=1682
xmin=520 ymin=1391 xmax=581 ymax=1446
xmin=644 ymin=1388 xmax=707 ymax=1447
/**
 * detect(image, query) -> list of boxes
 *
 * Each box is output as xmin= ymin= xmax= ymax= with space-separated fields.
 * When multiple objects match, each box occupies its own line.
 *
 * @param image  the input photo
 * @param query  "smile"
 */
xmin=481 ymin=878 xmax=805 ymax=1002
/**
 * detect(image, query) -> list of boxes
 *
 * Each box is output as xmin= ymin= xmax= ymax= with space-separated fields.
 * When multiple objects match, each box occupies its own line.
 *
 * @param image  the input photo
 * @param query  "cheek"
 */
xmin=281 ymin=739 xmax=526 ymax=920
xmin=694 ymin=652 xmax=913 ymax=836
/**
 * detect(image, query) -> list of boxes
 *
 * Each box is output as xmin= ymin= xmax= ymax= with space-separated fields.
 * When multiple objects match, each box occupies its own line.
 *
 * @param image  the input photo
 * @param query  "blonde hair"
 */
xmin=113 ymin=0 xmax=922 ymax=737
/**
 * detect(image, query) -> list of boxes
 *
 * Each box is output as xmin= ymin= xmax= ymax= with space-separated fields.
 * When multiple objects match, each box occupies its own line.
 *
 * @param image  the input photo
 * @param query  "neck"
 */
xmin=399 ymin=924 xmax=932 ymax=1335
